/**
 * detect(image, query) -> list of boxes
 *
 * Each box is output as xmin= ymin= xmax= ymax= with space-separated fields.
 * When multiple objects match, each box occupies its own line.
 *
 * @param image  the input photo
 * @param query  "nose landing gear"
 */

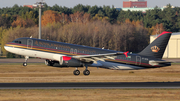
xmin=23 ymin=62 xmax=27 ymax=66
xmin=23 ymin=56 xmax=29 ymax=66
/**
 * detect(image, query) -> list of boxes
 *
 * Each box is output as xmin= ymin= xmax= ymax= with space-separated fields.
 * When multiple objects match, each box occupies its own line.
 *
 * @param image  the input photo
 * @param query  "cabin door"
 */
xmin=136 ymin=56 xmax=141 ymax=65
xmin=27 ymin=39 xmax=33 ymax=49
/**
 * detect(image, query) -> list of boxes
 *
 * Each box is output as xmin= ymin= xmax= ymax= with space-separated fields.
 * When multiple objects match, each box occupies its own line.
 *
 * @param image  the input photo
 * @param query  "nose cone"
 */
xmin=4 ymin=45 xmax=9 ymax=52
xmin=4 ymin=43 xmax=19 ymax=55
xmin=4 ymin=44 xmax=13 ymax=53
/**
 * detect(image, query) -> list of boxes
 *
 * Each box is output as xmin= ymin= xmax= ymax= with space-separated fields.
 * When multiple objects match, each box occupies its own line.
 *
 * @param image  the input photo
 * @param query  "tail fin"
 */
xmin=138 ymin=31 xmax=172 ymax=59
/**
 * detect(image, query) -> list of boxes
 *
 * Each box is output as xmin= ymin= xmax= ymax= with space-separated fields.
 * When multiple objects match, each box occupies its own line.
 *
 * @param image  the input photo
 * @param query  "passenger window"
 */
xmin=74 ymin=49 xmax=77 ymax=54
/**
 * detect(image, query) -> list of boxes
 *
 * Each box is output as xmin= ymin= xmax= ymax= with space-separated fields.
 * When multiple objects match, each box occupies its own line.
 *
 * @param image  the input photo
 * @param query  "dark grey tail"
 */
xmin=138 ymin=31 xmax=172 ymax=59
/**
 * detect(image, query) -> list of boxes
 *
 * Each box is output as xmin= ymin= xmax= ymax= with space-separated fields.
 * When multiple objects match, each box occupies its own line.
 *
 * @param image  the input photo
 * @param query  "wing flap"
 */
xmin=73 ymin=52 xmax=123 ymax=59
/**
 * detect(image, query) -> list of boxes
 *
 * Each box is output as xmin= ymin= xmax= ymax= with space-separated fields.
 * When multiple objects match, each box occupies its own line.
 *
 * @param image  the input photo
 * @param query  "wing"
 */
xmin=72 ymin=52 xmax=124 ymax=63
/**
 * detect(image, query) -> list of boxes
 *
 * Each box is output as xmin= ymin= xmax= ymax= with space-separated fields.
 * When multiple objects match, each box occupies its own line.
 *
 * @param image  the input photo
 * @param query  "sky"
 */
xmin=0 ymin=0 xmax=180 ymax=8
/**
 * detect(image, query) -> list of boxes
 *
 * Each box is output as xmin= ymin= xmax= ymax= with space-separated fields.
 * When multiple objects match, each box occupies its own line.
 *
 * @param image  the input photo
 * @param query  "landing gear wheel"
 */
xmin=73 ymin=70 xmax=80 ymax=76
xmin=23 ymin=62 xmax=27 ymax=66
xmin=23 ymin=56 xmax=29 ymax=67
xmin=83 ymin=70 xmax=90 ymax=76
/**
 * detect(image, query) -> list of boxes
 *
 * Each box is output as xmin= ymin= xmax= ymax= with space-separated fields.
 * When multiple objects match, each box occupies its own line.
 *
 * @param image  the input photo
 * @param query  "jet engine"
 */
xmin=59 ymin=56 xmax=83 ymax=67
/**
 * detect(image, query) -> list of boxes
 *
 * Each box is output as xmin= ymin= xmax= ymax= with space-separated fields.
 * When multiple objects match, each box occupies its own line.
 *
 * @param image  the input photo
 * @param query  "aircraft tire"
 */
xmin=23 ymin=62 xmax=27 ymax=66
xmin=83 ymin=70 xmax=90 ymax=76
xmin=73 ymin=70 xmax=80 ymax=75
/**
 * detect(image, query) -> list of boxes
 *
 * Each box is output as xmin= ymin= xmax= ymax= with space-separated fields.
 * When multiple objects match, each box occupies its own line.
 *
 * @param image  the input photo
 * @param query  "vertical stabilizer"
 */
xmin=138 ymin=31 xmax=172 ymax=59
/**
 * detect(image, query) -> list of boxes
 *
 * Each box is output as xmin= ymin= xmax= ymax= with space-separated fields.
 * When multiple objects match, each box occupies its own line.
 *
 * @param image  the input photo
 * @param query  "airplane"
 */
xmin=4 ymin=31 xmax=172 ymax=76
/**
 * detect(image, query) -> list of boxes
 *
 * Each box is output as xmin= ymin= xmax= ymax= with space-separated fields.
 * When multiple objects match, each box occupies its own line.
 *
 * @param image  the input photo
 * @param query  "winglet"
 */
xmin=123 ymin=51 xmax=129 ymax=57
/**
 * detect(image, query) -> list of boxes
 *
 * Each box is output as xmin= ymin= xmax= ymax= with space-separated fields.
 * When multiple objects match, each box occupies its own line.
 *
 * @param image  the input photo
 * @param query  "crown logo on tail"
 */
xmin=151 ymin=46 xmax=160 ymax=53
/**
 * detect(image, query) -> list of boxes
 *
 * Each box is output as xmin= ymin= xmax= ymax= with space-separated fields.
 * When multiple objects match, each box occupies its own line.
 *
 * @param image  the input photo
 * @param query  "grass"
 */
xmin=0 ymin=89 xmax=180 ymax=101
xmin=0 ymin=64 xmax=180 ymax=101
xmin=0 ymin=64 xmax=180 ymax=83
xmin=172 ymin=63 xmax=180 ymax=65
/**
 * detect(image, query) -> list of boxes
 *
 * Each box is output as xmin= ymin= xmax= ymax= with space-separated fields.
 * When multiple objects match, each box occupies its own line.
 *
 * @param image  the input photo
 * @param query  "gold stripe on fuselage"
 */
xmin=5 ymin=44 xmax=76 ymax=56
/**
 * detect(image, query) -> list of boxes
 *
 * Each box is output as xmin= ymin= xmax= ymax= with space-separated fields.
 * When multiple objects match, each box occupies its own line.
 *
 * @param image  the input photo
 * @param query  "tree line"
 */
xmin=0 ymin=3 xmax=180 ymax=57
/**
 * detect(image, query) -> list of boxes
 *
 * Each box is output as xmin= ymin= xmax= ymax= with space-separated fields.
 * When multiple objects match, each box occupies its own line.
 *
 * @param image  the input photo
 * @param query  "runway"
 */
xmin=0 ymin=82 xmax=180 ymax=89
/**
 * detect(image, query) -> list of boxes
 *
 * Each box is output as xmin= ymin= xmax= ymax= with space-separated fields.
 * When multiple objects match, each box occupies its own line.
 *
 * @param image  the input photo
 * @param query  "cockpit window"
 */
xmin=14 ymin=41 xmax=22 ymax=44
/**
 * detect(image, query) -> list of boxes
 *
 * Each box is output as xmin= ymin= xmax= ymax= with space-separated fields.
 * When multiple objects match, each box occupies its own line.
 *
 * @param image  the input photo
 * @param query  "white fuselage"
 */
xmin=4 ymin=46 xmax=146 ymax=70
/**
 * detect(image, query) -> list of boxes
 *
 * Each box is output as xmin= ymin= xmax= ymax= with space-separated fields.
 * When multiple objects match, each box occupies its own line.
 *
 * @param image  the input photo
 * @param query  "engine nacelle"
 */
xmin=59 ymin=56 xmax=83 ymax=67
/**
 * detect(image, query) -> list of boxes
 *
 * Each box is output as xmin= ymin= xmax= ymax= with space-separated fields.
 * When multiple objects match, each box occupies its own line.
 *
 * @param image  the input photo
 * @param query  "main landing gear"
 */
xmin=23 ymin=56 xmax=29 ymax=66
xmin=73 ymin=69 xmax=80 ymax=75
xmin=73 ymin=64 xmax=90 ymax=76
xmin=45 ymin=59 xmax=54 ymax=66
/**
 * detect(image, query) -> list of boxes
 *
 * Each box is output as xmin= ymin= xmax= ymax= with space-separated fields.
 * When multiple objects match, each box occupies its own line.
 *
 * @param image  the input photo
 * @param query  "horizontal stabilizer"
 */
xmin=149 ymin=60 xmax=172 ymax=66
xmin=153 ymin=61 xmax=172 ymax=63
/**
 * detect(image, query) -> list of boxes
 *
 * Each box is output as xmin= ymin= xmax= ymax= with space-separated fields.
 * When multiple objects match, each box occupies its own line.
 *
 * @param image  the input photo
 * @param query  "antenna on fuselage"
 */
xmin=102 ymin=46 xmax=104 ymax=49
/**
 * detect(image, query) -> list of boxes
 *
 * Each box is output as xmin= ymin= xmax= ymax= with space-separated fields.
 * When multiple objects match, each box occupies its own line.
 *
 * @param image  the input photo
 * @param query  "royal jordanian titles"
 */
xmin=4 ymin=31 xmax=172 ymax=76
